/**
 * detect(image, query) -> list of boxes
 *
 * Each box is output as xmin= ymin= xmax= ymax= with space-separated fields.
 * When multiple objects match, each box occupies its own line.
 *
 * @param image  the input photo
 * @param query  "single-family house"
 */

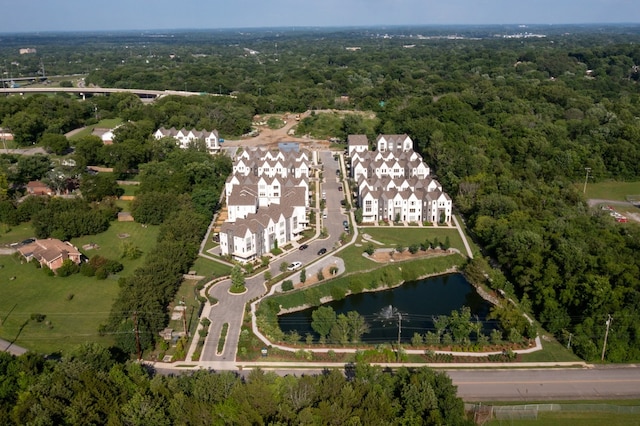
xmin=17 ymin=238 xmax=83 ymax=272
xmin=26 ymin=180 xmax=54 ymax=196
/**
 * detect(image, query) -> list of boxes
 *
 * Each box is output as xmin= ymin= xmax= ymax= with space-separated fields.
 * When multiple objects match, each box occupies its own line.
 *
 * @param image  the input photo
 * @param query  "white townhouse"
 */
xmin=219 ymin=203 xmax=307 ymax=262
xmin=233 ymin=148 xmax=310 ymax=179
xmin=154 ymin=127 xmax=221 ymax=154
xmin=350 ymin=134 xmax=452 ymax=224
xmin=347 ymin=134 xmax=369 ymax=157
xmin=219 ymin=147 xmax=312 ymax=262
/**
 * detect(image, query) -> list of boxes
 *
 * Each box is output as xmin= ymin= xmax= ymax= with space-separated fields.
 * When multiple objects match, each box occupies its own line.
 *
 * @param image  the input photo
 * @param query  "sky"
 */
xmin=0 ymin=0 xmax=638 ymax=33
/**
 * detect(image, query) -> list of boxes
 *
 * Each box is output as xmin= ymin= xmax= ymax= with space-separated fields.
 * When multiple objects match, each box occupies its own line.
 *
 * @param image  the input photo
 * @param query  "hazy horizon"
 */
xmin=0 ymin=0 xmax=637 ymax=34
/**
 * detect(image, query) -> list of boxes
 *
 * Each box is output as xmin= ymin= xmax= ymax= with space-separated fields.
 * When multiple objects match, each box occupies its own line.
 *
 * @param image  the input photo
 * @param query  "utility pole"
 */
xmin=567 ymin=332 xmax=572 ymax=349
xmin=133 ymin=311 xmax=142 ymax=361
xmin=583 ymin=167 xmax=591 ymax=194
xmin=601 ymin=314 xmax=612 ymax=361
xmin=396 ymin=312 xmax=403 ymax=361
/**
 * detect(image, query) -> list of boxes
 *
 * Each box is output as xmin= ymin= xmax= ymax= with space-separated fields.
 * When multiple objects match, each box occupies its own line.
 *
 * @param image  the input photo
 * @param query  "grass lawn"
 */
xmin=0 ymin=223 xmax=37 ymax=246
xmin=360 ymin=226 xmax=465 ymax=252
xmin=71 ymin=221 xmax=159 ymax=274
xmin=520 ymin=335 xmax=583 ymax=363
xmin=484 ymin=411 xmax=640 ymax=426
xmin=336 ymin=238 xmax=380 ymax=273
xmin=191 ymin=256 xmax=232 ymax=278
xmin=583 ymin=180 xmax=640 ymax=201
xmin=119 ymin=184 xmax=139 ymax=197
xmin=68 ymin=118 xmax=123 ymax=141
xmin=0 ymin=220 xmax=159 ymax=354
xmin=0 ymin=256 xmax=120 ymax=354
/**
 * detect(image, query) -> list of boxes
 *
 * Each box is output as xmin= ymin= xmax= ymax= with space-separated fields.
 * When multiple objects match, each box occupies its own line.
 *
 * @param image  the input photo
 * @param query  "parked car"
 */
xmin=287 ymin=261 xmax=302 ymax=271
xmin=317 ymin=248 xmax=327 ymax=255
xmin=342 ymin=220 xmax=349 ymax=227
xmin=322 ymin=211 xmax=327 ymax=219
xmin=338 ymin=186 xmax=343 ymax=191
xmin=299 ymin=244 xmax=309 ymax=250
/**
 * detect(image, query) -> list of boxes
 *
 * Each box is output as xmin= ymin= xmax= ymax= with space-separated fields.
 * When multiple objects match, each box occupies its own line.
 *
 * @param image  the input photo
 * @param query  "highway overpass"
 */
xmin=0 ymin=86 xmax=227 ymax=101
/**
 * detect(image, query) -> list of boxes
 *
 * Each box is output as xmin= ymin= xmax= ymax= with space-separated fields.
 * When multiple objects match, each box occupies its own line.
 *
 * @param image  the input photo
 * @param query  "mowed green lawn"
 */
xmin=361 ymin=226 xmax=465 ymax=252
xmin=67 ymin=118 xmax=123 ymax=141
xmin=337 ymin=225 xmax=467 ymax=273
xmin=0 ymin=221 xmax=159 ymax=354
xmin=584 ymin=180 xmax=640 ymax=201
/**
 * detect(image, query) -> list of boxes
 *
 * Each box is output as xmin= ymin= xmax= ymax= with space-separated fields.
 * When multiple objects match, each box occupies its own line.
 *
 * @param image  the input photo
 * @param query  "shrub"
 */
xmin=330 ymin=285 xmax=346 ymax=301
xmin=95 ymin=267 xmax=108 ymax=280
xmin=31 ymin=313 xmax=46 ymax=322
xmin=80 ymin=263 xmax=96 ymax=276
xmin=281 ymin=280 xmax=294 ymax=292
xmin=57 ymin=259 xmax=80 ymax=277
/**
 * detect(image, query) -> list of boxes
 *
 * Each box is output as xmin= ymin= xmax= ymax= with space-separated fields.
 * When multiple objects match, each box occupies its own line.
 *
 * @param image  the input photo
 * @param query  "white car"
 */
xmin=287 ymin=261 xmax=302 ymax=271
xmin=322 ymin=211 xmax=328 ymax=219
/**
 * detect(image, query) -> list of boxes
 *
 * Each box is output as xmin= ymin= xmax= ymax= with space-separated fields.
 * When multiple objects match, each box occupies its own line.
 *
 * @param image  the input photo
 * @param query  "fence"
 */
xmin=466 ymin=403 xmax=640 ymax=423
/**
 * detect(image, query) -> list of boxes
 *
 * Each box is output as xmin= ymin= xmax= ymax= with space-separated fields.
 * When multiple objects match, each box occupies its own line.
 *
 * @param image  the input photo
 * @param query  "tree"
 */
xmin=15 ymin=154 xmax=51 ymax=184
xmin=299 ymin=267 xmax=306 ymax=283
xmin=80 ymin=173 xmax=123 ymax=202
xmin=73 ymin=135 xmax=104 ymax=166
xmin=346 ymin=311 xmax=369 ymax=343
xmin=311 ymin=306 xmax=336 ymax=341
xmin=330 ymin=314 xmax=351 ymax=345
xmin=230 ymin=264 xmax=245 ymax=292
xmin=41 ymin=133 xmax=70 ymax=155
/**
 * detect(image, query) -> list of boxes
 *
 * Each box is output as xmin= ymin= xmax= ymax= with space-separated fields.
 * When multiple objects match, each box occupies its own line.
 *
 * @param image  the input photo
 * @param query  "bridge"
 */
xmin=0 ymin=86 xmax=222 ymax=101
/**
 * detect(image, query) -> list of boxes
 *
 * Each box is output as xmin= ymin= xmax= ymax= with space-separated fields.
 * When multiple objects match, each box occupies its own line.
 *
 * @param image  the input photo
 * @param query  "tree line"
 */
xmin=0 ymin=348 xmax=471 ymax=425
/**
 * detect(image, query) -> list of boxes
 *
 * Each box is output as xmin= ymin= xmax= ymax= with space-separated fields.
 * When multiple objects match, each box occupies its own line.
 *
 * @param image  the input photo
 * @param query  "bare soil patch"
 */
xmin=369 ymin=248 xmax=451 ymax=263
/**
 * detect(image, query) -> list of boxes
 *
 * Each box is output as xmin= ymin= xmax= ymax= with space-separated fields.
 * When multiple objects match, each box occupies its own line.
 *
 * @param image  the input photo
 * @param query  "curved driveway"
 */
xmin=199 ymin=150 xmax=351 ymax=363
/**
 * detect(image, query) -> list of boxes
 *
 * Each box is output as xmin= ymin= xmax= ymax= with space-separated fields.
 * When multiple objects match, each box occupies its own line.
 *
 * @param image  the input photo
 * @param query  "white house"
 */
xmin=154 ymin=127 xmax=220 ymax=154
xmin=348 ymin=134 xmax=369 ymax=157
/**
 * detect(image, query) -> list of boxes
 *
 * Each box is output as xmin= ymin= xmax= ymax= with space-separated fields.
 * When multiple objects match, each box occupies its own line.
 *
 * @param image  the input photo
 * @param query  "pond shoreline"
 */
xmin=276 ymin=266 xmax=496 ymax=316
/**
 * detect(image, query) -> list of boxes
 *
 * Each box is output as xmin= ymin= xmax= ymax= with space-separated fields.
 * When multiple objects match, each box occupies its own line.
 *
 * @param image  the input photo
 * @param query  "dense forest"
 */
xmin=2 ymin=25 xmax=640 ymax=362
xmin=0 ymin=350 xmax=471 ymax=425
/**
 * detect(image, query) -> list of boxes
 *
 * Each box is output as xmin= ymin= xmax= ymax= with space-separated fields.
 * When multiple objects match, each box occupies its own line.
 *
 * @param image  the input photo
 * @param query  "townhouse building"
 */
xmin=349 ymin=134 xmax=452 ymax=224
xmin=219 ymin=147 xmax=311 ymax=262
xmin=154 ymin=127 xmax=221 ymax=154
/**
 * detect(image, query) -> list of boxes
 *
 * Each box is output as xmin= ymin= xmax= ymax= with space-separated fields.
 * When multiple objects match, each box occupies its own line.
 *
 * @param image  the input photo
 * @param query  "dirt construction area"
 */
xmin=221 ymin=111 xmax=331 ymax=150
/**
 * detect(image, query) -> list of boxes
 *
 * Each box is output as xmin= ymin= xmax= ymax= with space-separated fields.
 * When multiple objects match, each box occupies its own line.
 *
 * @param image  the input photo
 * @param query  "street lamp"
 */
xmin=583 ymin=167 xmax=591 ymax=194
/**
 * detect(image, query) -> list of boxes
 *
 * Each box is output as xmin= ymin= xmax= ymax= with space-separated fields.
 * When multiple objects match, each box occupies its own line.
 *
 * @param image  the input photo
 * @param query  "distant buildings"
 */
xmin=154 ymin=127 xmax=221 ymax=154
xmin=219 ymin=147 xmax=312 ymax=262
xmin=348 ymin=134 xmax=452 ymax=224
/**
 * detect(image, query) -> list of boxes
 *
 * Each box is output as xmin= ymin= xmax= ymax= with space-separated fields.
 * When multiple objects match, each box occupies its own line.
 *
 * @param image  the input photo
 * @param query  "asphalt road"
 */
xmin=447 ymin=366 xmax=640 ymax=401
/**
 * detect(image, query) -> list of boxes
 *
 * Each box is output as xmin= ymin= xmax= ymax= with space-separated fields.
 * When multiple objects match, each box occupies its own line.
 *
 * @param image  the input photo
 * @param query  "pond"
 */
xmin=278 ymin=273 xmax=498 ymax=344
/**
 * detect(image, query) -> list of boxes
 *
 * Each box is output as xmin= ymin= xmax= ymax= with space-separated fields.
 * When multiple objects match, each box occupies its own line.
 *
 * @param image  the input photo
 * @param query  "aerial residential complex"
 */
xmin=219 ymin=147 xmax=312 ymax=262
xmin=349 ymin=134 xmax=452 ymax=224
